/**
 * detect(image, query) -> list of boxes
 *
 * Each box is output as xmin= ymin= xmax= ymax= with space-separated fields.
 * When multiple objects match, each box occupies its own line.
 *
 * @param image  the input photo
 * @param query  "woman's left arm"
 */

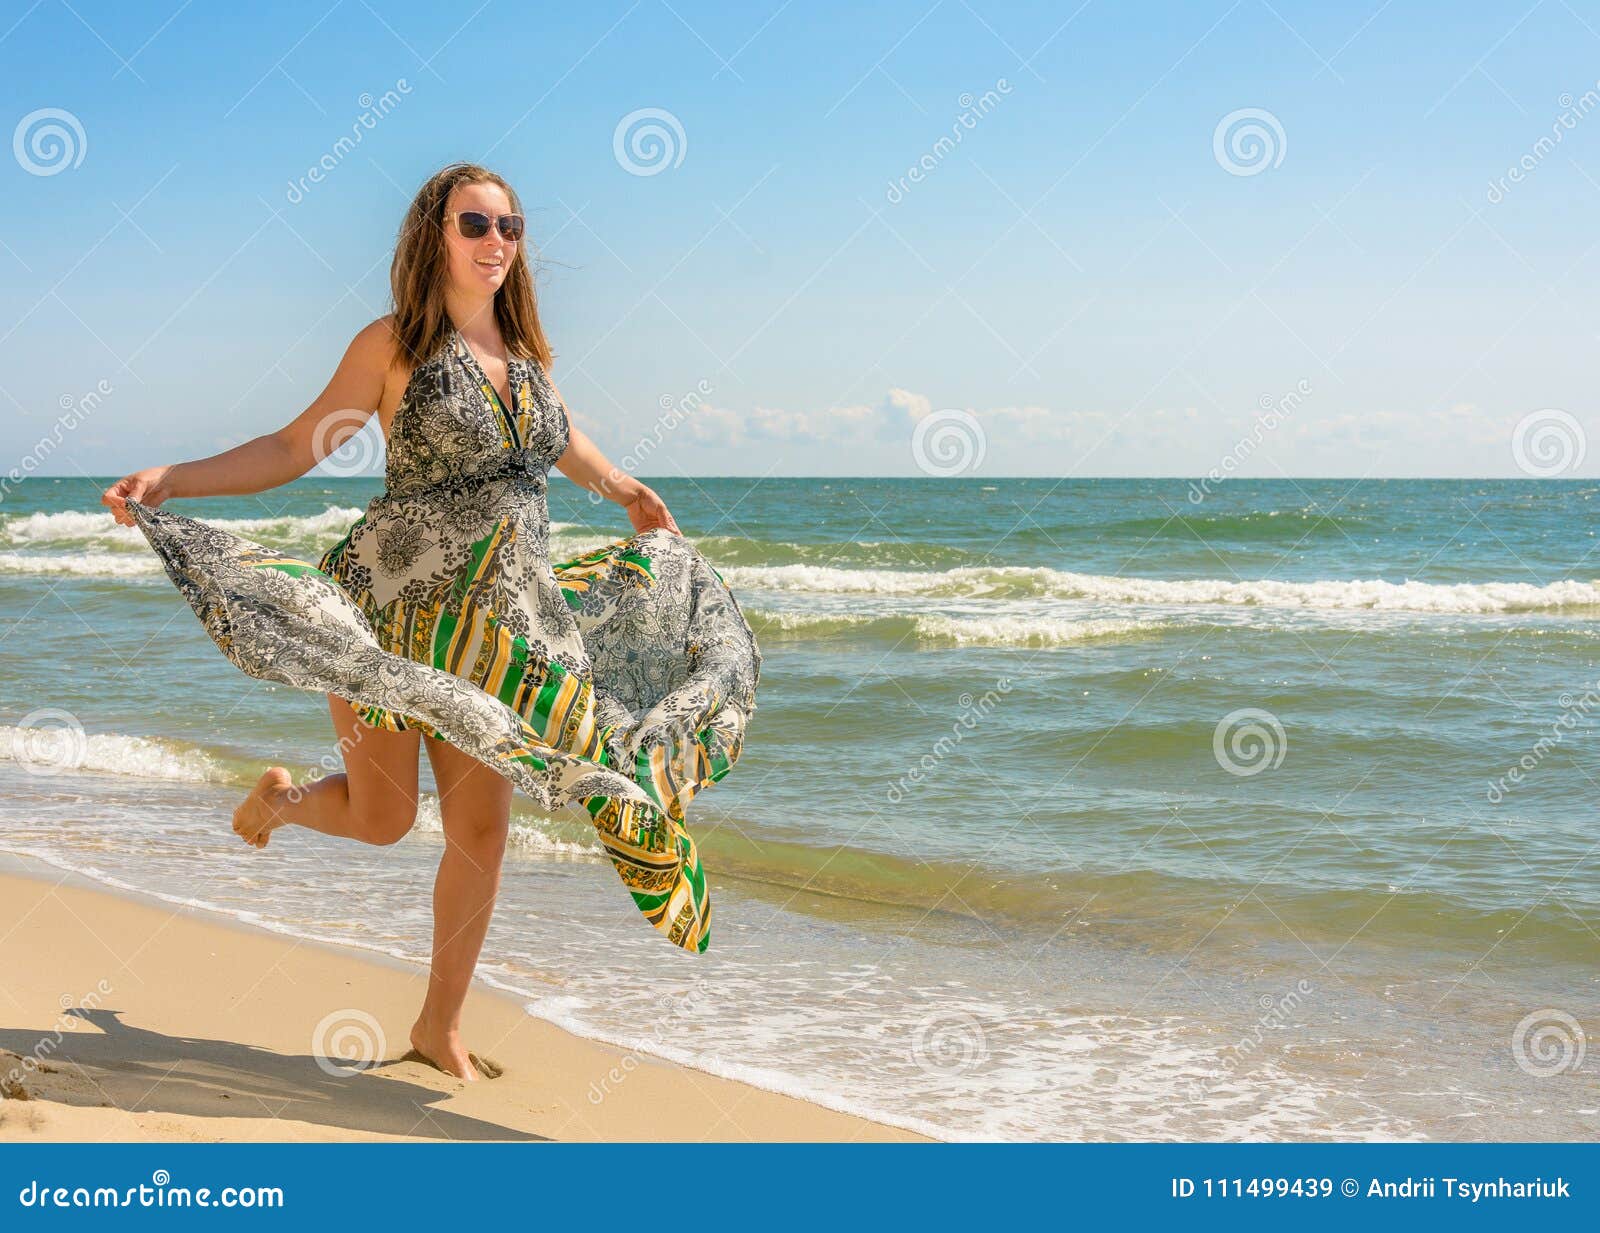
xmin=549 ymin=377 xmax=680 ymax=535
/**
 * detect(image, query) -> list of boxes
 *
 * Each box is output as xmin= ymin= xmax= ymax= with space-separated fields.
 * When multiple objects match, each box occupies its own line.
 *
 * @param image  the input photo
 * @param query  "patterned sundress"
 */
xmin=126 ymin=327 xmax=761 ymax=954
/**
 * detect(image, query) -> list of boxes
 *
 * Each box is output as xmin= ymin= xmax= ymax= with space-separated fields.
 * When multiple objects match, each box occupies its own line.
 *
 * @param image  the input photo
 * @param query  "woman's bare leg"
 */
xmin=232 ymin=696 xmax=421 ymax=848
xmin=409 ymin=732 xmax=513 ymax=1081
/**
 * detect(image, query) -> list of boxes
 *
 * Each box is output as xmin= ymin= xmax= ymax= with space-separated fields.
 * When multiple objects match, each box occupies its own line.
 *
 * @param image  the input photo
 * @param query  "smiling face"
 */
xmin=442 ymin=179 xmax=518 ymax=297
xmin=389 ymin=164 xmax=554 ymax=370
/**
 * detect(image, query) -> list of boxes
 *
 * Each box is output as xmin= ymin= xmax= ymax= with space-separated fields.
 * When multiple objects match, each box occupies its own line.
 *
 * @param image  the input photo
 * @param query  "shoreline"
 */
xmin=0 ymin=859 xmax=926 ymax=1142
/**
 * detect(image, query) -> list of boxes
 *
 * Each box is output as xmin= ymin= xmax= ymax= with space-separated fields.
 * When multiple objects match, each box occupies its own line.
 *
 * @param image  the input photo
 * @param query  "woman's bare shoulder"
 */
xmin=347 ymin=315 xmax=402 ymax=366
xmin=345 ymin=315 xmax=411 ymax=395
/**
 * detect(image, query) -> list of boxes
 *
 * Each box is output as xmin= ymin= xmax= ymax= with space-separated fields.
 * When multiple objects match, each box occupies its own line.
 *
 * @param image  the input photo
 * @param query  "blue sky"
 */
xmin=2 ymin=0 xmax=1598 ymax=478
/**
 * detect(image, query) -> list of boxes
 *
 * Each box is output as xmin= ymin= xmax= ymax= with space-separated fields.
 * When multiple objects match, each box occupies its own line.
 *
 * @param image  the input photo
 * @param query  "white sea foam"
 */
xmin=411 ymin=792 xmax=598 ymax=858
xmin=0 ymin=509 xmax=601 ymax=577
xmin=0 ymin=551 xmax=163 ymax=576
xmin=0 ymin=729 xmax=610 ymax=857
xmin=0 ymin=726 xmax=226 ymax=782
xmin=0 ymin=505 xmax=364 ymax=548
xmin=912 ymin=614 xmax=1156 ymax=646
xmin=725 ymin=564 xmax=1600 ymax=614
xmin=10 ymin=507 xmax=1596 ymax=617
xmin=0 ymin=505 xmax=368 ymax=577
xmin=750 ymin=608 xmax=1160 ymax=646
xmin=748 ymin=610 xmax=881 ymax=631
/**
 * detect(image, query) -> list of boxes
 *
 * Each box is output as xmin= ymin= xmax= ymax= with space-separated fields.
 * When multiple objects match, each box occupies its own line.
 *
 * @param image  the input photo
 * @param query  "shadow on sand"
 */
xmin=0 ymin=1008 xmax=543 ymax=1141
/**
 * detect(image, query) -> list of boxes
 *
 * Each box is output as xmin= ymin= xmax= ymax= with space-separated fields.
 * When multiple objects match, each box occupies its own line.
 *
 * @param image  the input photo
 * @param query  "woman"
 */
xmin=101 ymin=162 xmax=760 ymax=1082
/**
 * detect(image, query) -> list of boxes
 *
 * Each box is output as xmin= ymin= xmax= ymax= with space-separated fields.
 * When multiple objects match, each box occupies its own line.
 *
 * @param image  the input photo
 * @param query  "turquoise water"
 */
xmin=1 ymin=476 xmax=1597 ymax=1139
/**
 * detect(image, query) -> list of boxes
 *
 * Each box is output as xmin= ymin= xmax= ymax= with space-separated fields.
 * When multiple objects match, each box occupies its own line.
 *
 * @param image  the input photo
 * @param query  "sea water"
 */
xmin=1 ymin=476 xmax=1596 ymax=1139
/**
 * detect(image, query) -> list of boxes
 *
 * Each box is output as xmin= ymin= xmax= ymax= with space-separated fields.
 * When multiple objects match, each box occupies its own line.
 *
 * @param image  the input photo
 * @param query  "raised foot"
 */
xmin=233 ymin=767 xmax=294 ymax=849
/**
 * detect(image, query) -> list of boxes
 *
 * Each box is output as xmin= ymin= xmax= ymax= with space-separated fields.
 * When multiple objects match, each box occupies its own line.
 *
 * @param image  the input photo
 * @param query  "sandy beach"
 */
xmin=0 ymin=865 xmax=922 ymax=1142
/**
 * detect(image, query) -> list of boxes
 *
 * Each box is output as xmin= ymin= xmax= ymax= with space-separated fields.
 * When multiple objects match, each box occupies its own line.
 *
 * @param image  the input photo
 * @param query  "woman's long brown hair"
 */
xmin=389 ymin=162 xmax=554 ymax=370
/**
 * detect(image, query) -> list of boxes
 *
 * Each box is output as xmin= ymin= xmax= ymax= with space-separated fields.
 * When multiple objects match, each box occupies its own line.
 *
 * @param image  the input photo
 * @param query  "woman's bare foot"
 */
xmin=406 ymin=1018 xmax=502 ymax=1082
xmin=233 ymin=767 xmax=293 ymax=849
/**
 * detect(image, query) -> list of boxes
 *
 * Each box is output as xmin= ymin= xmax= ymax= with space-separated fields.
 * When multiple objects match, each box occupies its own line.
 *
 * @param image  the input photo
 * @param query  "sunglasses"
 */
xmin=444 ymin=210 xmax=525 ymax=242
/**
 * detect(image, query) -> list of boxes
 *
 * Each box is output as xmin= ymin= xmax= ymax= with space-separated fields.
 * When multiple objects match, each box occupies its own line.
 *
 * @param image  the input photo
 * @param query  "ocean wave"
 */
xmin=0 ymin=505 xmax=356 ymax=578
xmin=1 ymin=506 xmax=582 ymax=547
xmin=9 ymin=507 xmax=1596 ymax=616
xmin=0 ymin=723 xmax=606 ymax=855
xmin=748 ymin=609 xmax=1163 ymax=647
xmin=0 ymin=505 xmax=365 ymax=549
xmin=724 ymin=564 xmax=1600 ymax=613
xmin=694 ymin=827 xmax=1600 ymax=963
xmin=0 ymin=551 xmax=163 ymax=577
xmin=0 ymin=725 xmax=227 ymax=783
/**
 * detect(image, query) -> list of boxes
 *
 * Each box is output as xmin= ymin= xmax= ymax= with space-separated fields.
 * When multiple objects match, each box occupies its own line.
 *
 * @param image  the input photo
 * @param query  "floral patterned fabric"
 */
xmin=126 ymin=328 xmax=761 ymax=953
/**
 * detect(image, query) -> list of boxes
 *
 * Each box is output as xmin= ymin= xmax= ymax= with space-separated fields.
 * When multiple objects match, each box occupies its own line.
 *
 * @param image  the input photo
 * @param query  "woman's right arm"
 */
xmin=102 ymin=318 xmax=395 ymax=527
